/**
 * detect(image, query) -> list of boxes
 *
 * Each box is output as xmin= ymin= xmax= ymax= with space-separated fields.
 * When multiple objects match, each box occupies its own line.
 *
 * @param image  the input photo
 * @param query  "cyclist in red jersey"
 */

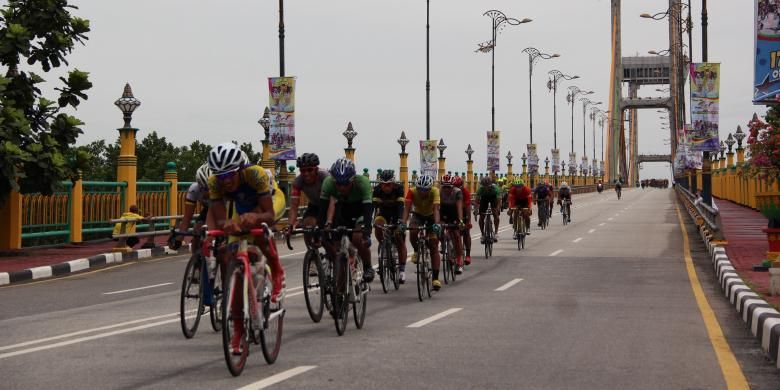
xmin=507 ymin=178 xmax=533 ymax=236
xmin=452 ymin=176 xmax=473 ymax=265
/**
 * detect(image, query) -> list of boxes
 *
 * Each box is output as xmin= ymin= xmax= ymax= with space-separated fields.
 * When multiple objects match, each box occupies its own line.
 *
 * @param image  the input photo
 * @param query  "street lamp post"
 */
xmin=426 ymin=0 xmax=431 ymax=140
xmin=548 ymin=71 xmax=578 ymax=186
xmin=522 ymin=47 xmax=559 ymax=145
xmin=566 ymin=86 xmax=593 ymax=177
xmin=580 ymin=98 xmax=602 ymax=182
xmin=476 ymin=10 xmax=532 ymax=133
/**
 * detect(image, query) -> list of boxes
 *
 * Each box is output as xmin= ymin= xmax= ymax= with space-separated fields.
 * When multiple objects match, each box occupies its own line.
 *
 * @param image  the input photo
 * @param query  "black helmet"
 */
xmin=296 ymin=153 xmax=320 ymax=168
xmin=379 ymin=169 xmax=395 ymax=183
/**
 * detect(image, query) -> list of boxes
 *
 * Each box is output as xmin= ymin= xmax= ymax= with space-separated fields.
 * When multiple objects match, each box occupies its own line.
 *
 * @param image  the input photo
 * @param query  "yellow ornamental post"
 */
xmin=165 ymin=162 xmax=178 ymax=227
xmin=437 ymin=138 xmax=447 ymax=182
xmin=465 ymin=144 xmax=475 ymax=193
xmin=0 ymin=189 xmax=22 ymax=249
xmin=521 ymin=153 xmax=528 ymax=186
xmin=343 ymin=122 xmax=357 ymax=162
xmin=114 ymin=83 xmax=141 ymax=211
xmin=70 ymin=171 xmax=83 ymax=243
xmin=398 ymin=131 xmax=410 ymax=194
xmin=258 ymin=107 xmax=275 ymax=171
xmin=506 ymin=151 xmax=514 ymax=183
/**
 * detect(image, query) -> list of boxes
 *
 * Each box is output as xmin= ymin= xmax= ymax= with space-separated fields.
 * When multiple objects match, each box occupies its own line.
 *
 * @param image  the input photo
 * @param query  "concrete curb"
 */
xmin=680 ymin=199 xmax=780 ymax=369
xmin=0 ymin=245 xmax=185 ymax=286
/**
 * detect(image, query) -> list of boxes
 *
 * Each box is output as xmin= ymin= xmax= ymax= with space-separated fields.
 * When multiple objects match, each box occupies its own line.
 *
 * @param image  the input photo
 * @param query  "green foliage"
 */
xmin=0 ymin=0 xmax=91 ymax=206
xmin=237 ymin=141 xmax=261 ymax=165
xmin=176 ymin=140 xmax=211 ymax=182
xmin=136 ymin=131 xmax=178 ymax=181
xmin=76 ymin=139 xmax=118 ymax=181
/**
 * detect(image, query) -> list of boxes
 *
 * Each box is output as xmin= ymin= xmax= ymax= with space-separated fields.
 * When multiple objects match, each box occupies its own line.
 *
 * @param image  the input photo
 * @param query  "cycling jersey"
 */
xmin=508 ymin=185 xmax=533 ymax=209
xmin=208 ymin=165 xmax=271 ymax=215
xmin=460 ymin=187 xmax=471 ymax=213
xmin=372 ymin=183 xmax=405 ymax=223
xmin=291 ymin=169 xmax=329 ymax=208
xmin=185 ymin=182 xmax=208 ymax=206
xmin=476 ymin=184 xmax=499 ymax=201
xmin=558 ymin=187 xmax=572 ymax=200
xmin=533 ymin=184 xmax=551 ymax=199
xmin=439 ymin=187 xmax=463 ymax=223
xmin=320 ymin=175 xmax=373 ymax=228
xmin=405 ymin=187 xmax=440 ymax=217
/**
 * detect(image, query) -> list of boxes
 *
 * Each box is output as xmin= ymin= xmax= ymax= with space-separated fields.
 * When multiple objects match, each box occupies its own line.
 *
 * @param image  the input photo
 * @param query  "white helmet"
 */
xmin=415 ymin=174 xmax=434 ymax=190
xmin=560 ymin=181 xmax=569 ymax=188
xmin=240 ymin=150 xmax=249 ymax=165
xmin=195 ymin=163 xmax=211 ymax=188
xmin=208 ymin=142 xmax=244 ymax=175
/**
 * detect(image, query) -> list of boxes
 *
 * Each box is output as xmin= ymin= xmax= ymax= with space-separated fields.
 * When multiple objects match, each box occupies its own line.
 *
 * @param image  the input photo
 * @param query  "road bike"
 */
xmin=561 ymin=199 xmax=572 ymax=226
xmin=374 ymin=224 xmax=401 ymax=293
xmin=212 ymin=225 xmax=284 ymax=376
xmin=326 ymin=226 xmax=369 ymax=336
xmin=510 ymin=208 xmax=529 ymax=250
xmin=286 ymin=227 xmax=331 ymax=323
xmin=616 ymin=186 xmax=622 ymax=200
xmin=537 ymin=199 xmax=550 ymax=230
xmin=408 ymin=225 xmax=433 ymax=301
xmin=481 ymin=212 xmax=495 ymax=258
xmin=440 ymin=223 xmax=458 ymax=284
xmin=174 ymin=227 xmax=224 ymax=339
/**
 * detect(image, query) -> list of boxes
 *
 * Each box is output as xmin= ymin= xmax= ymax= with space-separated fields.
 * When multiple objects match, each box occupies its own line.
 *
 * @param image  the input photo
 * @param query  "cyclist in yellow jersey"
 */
xmin=400 ymin=174 xmax=443 ymax=290
xmin=206 ymin=143 xmax=285 ymax=355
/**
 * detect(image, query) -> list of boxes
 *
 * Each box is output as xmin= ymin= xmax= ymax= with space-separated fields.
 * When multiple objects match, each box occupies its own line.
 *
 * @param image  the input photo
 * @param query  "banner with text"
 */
xmin=527 ymin=144 xmax=538 ymax=176
xmin=487 ymin=131 xmax=501 ymax=172
xmin=551 ymin=149 xmax=560 ymax=174
xmin=268 ymin=77 xmax=296 ymax=113
xmin=689 ymin=63 xmax=721 ymax=152
xmin=420 ymin=140 xmax=438 ymax=178
xmin=754 ymin=0 xmax=780 ymax=104
xmin=269 ymin=112 xmax=296 ymax=160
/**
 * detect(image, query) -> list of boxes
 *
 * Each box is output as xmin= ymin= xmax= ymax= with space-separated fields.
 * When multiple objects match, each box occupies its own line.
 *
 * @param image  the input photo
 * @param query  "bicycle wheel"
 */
xmin=416 ymin=247 xmax=425 ymax=302
xmin=221 ymin=260 xmax=249 ymax=377
xmin=353 ymin=279 xmax=367 ymax=329
xmin=390 ymin=245 xmax=400 ymax=290
xmin=180 ymin=255 xmax=204 ymax=339
xmin=424 ymin=250 xmax=432 ymax=298
xmin=321 ymin=254 xmax=334 ymax=315
xmin=210 ymin=261 xmax=224 ymax=332
xmin=448 ymin=238 xmax=456 ymax=282
xmin=333 ymin=254 xmax=349 ymax=336
xmin=261 ymin=266 xmax=284 ymax=365
xmin=484 ymin=217 xmax=492 ymax=258
xmin=442 ymin=237 xmax=450 ymax=285
xmin=378 ymin=242 xmax=390 ymax=294
xmin=302 ymin=250 xmax=324 ymax=323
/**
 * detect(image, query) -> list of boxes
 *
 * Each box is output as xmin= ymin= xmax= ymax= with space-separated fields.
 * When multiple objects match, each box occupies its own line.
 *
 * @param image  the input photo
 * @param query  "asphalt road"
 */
xmin=1 ymin=189 xmax=779 ymax=389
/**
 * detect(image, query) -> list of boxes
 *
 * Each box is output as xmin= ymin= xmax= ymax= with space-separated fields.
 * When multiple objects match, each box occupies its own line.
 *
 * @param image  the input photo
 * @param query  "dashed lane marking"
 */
xmin=494 ymin=278 xmax=524 ymax=291
xmin=599 ymin=223 xmax=606 ymax=226
xmin=235 ymin=366 xmax=317 ymax=390
xmin=572 ymin=237 xmax=583 ymax=243
xmin=103 ymin=282 xmax=174 ymax=295
xmin=549 ymin=249 xmax=563 ymax=257
xmin=407 ymin=308 xmax=463 ymax=328
xmin=588 ymin=229 xmax=595 ymax=234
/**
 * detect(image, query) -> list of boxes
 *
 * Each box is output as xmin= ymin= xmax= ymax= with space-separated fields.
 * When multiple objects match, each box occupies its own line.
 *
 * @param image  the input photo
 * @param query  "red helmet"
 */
xmin=452 ymin=175 xmax=464 ymax=188
xmin=441 ymin=174 xmax=454 ymax=186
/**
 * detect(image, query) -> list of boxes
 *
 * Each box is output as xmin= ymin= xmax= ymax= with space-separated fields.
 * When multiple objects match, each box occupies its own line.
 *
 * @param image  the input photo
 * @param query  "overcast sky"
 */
xmin=39 ymin=1 xmax=761 ymax=181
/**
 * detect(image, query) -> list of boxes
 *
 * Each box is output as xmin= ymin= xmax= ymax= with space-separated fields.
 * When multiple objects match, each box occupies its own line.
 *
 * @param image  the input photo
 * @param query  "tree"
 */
xmin=76 ymin=139 xmax=118 ymax=181
xmin=177 ymin=140 xmax=211 ymax=182
xmin=237 ymin=141 xmax=262 ymax=165
xmin=0 ymin=0 xmax=91 ymax=206
xmin=136 ymin=131 xmax=177 ymax=181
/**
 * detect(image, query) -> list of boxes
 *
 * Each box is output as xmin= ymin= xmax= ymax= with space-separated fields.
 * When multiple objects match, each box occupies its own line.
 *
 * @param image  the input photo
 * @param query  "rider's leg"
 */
xmin=429 ymin=234 xmax=441 ymax=281
xmin=478 ymin=214 xmax=486 ymax=240
xmin=256 ymin=235 xmax=285 ymax=301
xmin=453 ymin=230 xmax=464 ymax=266
xmin=492 ymin=206 xmax=500 ymax=238
xmin=374 ymin=217 xmax=386 ymax=244
xmin=301 ymin=216 xmax=317 ymax=247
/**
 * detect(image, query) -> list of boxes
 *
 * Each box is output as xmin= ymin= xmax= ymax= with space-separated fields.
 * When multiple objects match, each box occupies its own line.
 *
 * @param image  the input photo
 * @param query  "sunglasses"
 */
xmin=216 ymin=170 xmax=238 ymax=182
xmin=300 ymin=167 xmax=317 ymax=173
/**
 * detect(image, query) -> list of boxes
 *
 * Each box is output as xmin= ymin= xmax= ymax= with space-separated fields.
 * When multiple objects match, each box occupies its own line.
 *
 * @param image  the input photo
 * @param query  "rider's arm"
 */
xmin=288 ymin=196 xmax=300 ymax=228
xmin=456 ymin=198 xmax=463 ymax=222
xmin=177 ymin=202 xmax=197 ymax=232
xmin=325 ymin=197 xmax=337 ymax=226
xmin=402 ymin=189 xmax=414 ymax=224
xmin=507 ymin=189 xmax=516 ymax=209
xmin=243 ymin=194 xmax=275 ymax=228
xmin=210 ymin=199 xmax=228 ymax=229
xmin=433 ymin=204 xmax=441 ymax=225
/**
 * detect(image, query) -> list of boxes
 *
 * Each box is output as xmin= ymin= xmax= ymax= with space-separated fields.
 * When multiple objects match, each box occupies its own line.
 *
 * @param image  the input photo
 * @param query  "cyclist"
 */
xmin=401 ymin=174 xmax=443 ymax=291
xmin=372 ymin=169 xmax=408 ymax=283
xmin=206 ymin=143 xmax=286 ymax=354
xmin=614 ymin=178 xmax=623 ymax=199
xmin=507 ymin=178 xmax=533 ymax=237
xmin=452 ymin=175 xmax=473 ymax=265
xmin=597 ymin=179 xmax=604 ymax=194
xmin=439 ymin=174 xmax=465 ymax=275
xmin=287 ymin=153 xmax=328 ymax=247
xmin=170 ymin=163 xmax=212 ymax=250
xmin=545 ymin=179 xmax=555 ymax=218
xmin=557 ymin=181 xmax=573 ymax=223
xmin=533 ymin=180 xmax=552 ymax=227
xmin=319 ymin=158 xmax=375 ymax=283
xmin=475 ymin=176 xmax=501 ymax=243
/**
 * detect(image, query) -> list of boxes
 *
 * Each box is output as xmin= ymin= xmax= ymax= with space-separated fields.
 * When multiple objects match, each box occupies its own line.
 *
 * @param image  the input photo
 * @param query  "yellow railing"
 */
xmin=710 ymin=151 xmax=780 ymax=210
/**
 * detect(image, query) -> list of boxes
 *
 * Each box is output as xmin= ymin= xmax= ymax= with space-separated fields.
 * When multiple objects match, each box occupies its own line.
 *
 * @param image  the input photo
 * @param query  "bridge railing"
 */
xmin=676 ymin=184 xmax=721 ymax=236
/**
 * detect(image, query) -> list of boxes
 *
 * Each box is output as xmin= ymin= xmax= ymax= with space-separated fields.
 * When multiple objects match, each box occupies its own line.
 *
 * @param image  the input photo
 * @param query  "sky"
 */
xmin=28 ymin=0 xmax=762 ymax=182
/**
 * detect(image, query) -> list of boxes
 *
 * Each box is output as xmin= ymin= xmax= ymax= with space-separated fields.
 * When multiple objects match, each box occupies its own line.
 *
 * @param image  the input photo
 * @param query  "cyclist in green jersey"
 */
xmin=475 ymin=176 xmax=501 ymax=243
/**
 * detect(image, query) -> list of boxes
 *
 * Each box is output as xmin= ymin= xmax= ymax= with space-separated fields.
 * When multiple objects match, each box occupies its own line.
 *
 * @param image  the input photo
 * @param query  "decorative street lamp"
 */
xmin=734 ymin=125 xmax=745 ymax=150
xmin=506 ymin=150 xmax=514 ymax=164
xmin=579 ymin=98 xmax=601 ymax=161
xmin=476 ymin=10 xmax=532 ymax=132
xmin=258 ymin=106 xmax=271 ymax=139
xmin=343 ymin=122 xmax=357 ymax=161
xmin=398 ymin=130 xmax=410 ymax=153
xmin=725 ymin=133 xmax=735 ymax=153
xmin=548 ymin=70 xmax=578 ymax=164
xmin=114 ymin=83 xmax=141 ymax=128
xmin=566 ymin=86 xmax=593 ymax=172
xmin=437 ymin=138 xmax=447 ymax=158
xmin=466 ymin=144 xmax=474 ymax=160
xmin=522 ymin=47 xmax=559 ymax=145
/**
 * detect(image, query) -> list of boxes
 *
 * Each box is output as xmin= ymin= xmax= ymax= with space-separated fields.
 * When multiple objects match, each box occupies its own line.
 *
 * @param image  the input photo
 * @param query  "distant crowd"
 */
xmin=641 ymin=179 xmax=668 ymax=189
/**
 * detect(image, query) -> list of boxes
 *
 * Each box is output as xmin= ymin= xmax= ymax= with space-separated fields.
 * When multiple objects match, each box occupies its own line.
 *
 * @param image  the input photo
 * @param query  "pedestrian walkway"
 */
xmin=714 ymin=196 xmax=777 ymax=306
xmin=0 ymin=236 xmax=171 ymax=274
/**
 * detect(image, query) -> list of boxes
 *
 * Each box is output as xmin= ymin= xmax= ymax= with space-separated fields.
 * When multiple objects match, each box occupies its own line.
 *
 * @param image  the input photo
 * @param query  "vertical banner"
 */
xmin=581 ymin=156 xmax=589 ymax=176
xmin=754 ymin=0 xmax=780 ymax=104
xmin=268 ymin=77 xmax=297 ymax=160
xmin=526 ymin=144 xmax=538 ymax=176
xmin=269 ymin=112 xmax=296 ymax=160
xmin=568 ymin=152 xmax=577 ymax=176
xmin=487 ymin=131 xmax=501 ymax=172
xmin=689 ymin=63 xmax=720 ymax=152
xmin=551 ymin=149 xmax=560 ymax=174
xmin=683 ymin=124 xmax=703 ymax=170
xmin=419 ymin=140 xmax=438 ymax=178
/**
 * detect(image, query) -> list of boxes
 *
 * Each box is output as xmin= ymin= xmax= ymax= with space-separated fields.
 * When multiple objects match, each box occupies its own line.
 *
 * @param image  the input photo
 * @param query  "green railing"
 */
xmin=21 ymin=181 xmax=73 ymax=246
xmin=81 ymin=182 xmax=127 ymax=240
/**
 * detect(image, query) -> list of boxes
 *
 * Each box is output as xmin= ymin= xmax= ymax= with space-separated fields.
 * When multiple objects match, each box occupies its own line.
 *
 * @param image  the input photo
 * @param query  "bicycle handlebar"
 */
xmin=285 ymin=226 xmax=321 ymax=250
xmin=207 ymin=224 xmax=271 ymax=239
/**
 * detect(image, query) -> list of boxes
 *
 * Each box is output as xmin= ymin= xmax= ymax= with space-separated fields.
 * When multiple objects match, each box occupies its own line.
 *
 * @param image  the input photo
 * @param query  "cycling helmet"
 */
xmin=513 ymin=178 xmax=524 ymax=186
xmin=195 ymin=163 xmax=211 ymax=188
xmin=452 ymin=176 xmax=464 ymax=188
xmin=480 ymin=176 xmax=492 ymax=187
xmin=329 ymin=157 xmax=356 ymax=184
xmin=416 ymin=174 xmax=434 ymax=190
xmin=296 ymin=153 xmax=320 ymax=168
xmin=240 ymin=150 xmax=249 ymax=165
xmin=441 ymin=174 xmax=454 ymax=186
xmin=560 ymin=181 xmax=569 ymax=188
xmin=208 ymin=142 xmax=244 ymax=174
xmin=379 ymin=169 xmax=395 ymax=183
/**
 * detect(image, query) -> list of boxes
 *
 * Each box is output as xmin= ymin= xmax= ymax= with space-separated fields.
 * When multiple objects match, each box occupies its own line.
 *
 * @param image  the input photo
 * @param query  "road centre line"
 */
xmin=0 ymin=315 xmax=194 ymax=360
xmin=494 ymin=278 xmax=523 ymax=291
xmin=549 ymin=249 xmax=563 ymax=257
xmin=572 ymin=237 xmax=583 ymax=243
xmin=588 ymin=229 xmax=596 ymax=234
xmin=608 ymin=217 xmax=613 ymax=221
xmin=599 ymin=223 xmax=606 ymax=226
xmin=103 ymin=282 xmax=174 ymax=295
xmin=407 ymin=308 xmax=462 ymax=328
xmin=235 ymin=366 xmax=317 ymax=390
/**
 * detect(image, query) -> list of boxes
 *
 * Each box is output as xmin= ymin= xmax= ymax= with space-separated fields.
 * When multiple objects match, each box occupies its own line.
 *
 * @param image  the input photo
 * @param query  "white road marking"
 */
xmin=608 ymin=217 xmax=613 ymax=221
xmin=599 ymin=223 xmax=606 ymax=226
xmin=407 ymin=308 xmax=463 ymax=328
xmin=0 ymin=312 xmax=181 ymax=352
xmin=103 ymin=282 xmax=174 ymax=295
xmin=588 ymin=229 xmax=596 ymax=234
xmin=549 ymin=249 xmax=564 ymax=257
xmin=573 ymin=237 xmax=583 ymax=243
xmin=494 ymin=278 xmax=524 ymax=291
xmin=286 ymin=291 xmax=305 ymax=298
xmin=235 ymin=366 xmax=317 ymax=390
xmin=280 ymin=251 xmax=307 ymax=259
xmin=0 ymin=315 xmax=195 ymax=359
